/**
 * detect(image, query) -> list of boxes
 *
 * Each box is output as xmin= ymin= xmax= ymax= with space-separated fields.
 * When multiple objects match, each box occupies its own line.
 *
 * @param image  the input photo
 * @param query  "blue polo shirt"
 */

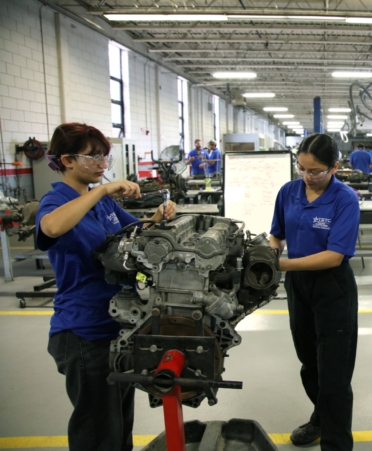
xmin=270 ymin=176 xmax=359 ymax=260
xmin=36 ymin=182 xmax=139 ymax=341
xmin=188 ymin=148 xmax=208 ymax=176
xmin=350 ymin=149 xmax=372 ymax=173
xmin=207 ymin=148 xmax=221 ymax=176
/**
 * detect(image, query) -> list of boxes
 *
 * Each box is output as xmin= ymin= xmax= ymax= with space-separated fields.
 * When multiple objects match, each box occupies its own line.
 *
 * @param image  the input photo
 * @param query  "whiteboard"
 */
xmin=223 ymin=152 xmax=292 ymax=237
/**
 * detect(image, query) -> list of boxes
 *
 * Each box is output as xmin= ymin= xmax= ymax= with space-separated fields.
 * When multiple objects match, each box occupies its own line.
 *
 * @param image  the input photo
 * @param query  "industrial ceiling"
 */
xmin=44 ymin=0 xmax=372 ymax=136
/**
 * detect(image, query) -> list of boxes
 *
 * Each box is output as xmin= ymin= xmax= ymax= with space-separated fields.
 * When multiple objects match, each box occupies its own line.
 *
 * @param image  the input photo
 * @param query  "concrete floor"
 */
xmin=1 ymin=234 xmax=372 ymax=451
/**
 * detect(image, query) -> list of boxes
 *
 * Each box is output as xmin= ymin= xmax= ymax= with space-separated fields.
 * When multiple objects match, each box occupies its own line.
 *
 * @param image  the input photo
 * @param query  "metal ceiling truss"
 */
xmin=45 ymin=0 xmax=372 ymax=134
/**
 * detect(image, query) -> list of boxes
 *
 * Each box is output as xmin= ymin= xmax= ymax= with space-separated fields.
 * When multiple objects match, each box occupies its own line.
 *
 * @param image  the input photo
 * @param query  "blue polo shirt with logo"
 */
xmin=270 ymin=176 xmax=359 ymax=260
xmin=350 ymin=149 xmax=372 ymax=173
xmin=207 ymin=148 xmax=221 ymax=177
xmin=36 ymin=182 xmax=139 ymax=341
xmin=188 ymin=148 xmax=208 ymax=176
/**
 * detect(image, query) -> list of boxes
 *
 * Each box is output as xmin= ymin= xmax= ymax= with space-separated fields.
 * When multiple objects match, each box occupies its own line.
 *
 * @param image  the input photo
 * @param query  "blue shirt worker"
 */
xmin=349 ymin=143 xmax=372 ymax=173
xmin=36 ymin=123 xmax=176 ymax=451
xmin=186 ymin=139 xmax=209 ymax=176
xmin=204 ymin=140 xmax=221 ymax=177
xmin=270 ymin=133 xmax=359 ymax=451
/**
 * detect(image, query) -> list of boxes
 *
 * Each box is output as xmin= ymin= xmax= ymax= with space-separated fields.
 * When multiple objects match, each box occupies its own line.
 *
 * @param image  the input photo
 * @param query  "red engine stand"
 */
xmin=154 ymin=349 xmax=186 ymax=451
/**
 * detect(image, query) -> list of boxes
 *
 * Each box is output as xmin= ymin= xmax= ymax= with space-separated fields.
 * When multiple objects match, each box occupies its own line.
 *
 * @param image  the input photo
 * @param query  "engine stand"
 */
xmin=154 ymin=349 xmax=186 ymax=451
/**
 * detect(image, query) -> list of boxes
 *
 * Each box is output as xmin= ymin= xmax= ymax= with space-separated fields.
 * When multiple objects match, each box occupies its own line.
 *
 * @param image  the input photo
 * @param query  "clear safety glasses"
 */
xmin=72 ymin=154 xmax=115 ymax=171
xmin=296 ymin=162 xmax=333 ymax=180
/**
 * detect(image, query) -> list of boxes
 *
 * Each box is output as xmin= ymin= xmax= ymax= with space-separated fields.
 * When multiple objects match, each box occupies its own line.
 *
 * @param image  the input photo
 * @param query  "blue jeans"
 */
xmin=285 ymin=262 xmax=358 ymax=451
xmin=48 ymin=331 xmax=134 ymax=451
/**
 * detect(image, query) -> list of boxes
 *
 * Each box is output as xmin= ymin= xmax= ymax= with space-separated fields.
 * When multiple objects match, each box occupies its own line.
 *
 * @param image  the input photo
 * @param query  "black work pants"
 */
xmin=48 ymin=331 xmax=135 ymax=451
xmin=285 ymin=261 xmax=358 ymax=451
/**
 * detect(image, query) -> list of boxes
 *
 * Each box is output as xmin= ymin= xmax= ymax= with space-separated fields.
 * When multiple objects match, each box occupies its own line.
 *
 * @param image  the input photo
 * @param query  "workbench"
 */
xmin=185 ymin=189 xmax=223 ymax=204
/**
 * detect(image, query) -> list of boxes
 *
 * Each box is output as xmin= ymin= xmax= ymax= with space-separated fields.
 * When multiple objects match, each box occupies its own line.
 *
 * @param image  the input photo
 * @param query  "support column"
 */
xmin=1 ymin=229 xmax=13 ymax=281
xmin=313 ymin=97 xmax=323 ymax=133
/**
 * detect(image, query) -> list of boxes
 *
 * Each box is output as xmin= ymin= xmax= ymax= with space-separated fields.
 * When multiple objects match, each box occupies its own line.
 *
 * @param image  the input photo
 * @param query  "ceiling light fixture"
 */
xmin=104 ymin=14 xmax=228 ymax=21
xmin=213 ymin=72 xmax=257 ymax=79
xmin=327 ymin=115 xmax=348 ymax=119
xmin=327 ymin=129 xmax=342 ymax=132
xmin=327 ymin=121 xmax=345 ymax=126
xmin=282 ymin=121 xmax=300 ymax=125
xmin=263 ymin=107 xmax=288 ymax=112
xmin=227 ymin=15 xmax=285 ymax=19
xmin=366 ymin=133 xmax=372 ymax=137
xmin=345 ymin=17 xmax=372 ymax=24
xmin=332 ymin=71 xmax=372 ymax=78
xmin=243 ymin=92 xmax=275 ymax=98
xmin=226 ymin=15 xmax=344 ymax=21
xmin=287 ymin=16 xmax=344 ymax=20
xmin=273 ymin=114 xmax=294 ymax=118
xmin=328 ymin=108 xmax=351 ymax=113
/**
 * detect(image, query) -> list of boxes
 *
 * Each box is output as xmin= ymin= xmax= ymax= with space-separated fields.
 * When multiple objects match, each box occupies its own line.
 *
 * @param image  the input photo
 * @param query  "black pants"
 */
xmin=48 ymin=331 xmax=135 ymax=451
xmin=285 ymin=261 xmax=358 ymax=451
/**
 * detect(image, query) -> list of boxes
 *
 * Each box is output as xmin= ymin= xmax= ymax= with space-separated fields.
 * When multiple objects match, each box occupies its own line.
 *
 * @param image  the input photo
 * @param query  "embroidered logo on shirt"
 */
xmin=312 ymin=216 xmax=331 ymax=230
xmin=107 ymin=212 xmax=119 ymax=225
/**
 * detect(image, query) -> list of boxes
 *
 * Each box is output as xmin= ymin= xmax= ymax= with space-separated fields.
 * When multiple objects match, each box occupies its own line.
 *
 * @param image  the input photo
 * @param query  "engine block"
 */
xmin=96 ymin=214 xmax=279 ymax=407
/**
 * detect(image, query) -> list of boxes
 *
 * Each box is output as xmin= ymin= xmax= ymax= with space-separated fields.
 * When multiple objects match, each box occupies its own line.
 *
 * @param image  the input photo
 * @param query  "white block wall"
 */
xmin=0 ymin=0 xmax=111 ymax=200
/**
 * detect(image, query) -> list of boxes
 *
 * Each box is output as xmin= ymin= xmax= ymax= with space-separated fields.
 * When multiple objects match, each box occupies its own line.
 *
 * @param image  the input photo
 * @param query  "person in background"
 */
xmin=36 ymin=123 xmax=176 ymax=451
xmin=185 ymin=139 xmax=209 ymax=176
xmin=270 ymin=133 xmax=359 ymax=451
xmin=204 ymin=140 xmax=222 ymax=177
xmin=349 ymin=143 xmax=372 ymax=173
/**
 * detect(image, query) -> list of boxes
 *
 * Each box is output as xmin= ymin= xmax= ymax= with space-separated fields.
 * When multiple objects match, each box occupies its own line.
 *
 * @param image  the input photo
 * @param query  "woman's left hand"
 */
xmin=153 ymin=200 xmax=177 ymax=222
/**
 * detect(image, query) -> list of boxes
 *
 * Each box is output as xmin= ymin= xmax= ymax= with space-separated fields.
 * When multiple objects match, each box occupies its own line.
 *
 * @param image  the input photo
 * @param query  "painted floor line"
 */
xmin=1 ymin=431 xmax=372 ymax=448
xmin=1 ymin=308 xmax=372 ymax=316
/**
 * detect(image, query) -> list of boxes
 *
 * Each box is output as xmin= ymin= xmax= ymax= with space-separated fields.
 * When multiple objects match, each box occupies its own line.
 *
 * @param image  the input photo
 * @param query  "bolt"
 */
xmin=150 ymin=345 xmax=157 ymax=352
xmin=192 ymin=310 xmax=202 ymax=321
xmin=152 ymin=308 xmax=160 ymax=317
xmin=195 ymin=369 xmax=202 ymax=376
xmin=196 ymin=346 xmax=203 ymax=354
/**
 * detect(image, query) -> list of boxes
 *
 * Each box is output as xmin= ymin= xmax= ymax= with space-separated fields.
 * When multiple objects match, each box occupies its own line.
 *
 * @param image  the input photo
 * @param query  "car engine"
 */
xmin=95 ymin=214 xmax=280 ymax=408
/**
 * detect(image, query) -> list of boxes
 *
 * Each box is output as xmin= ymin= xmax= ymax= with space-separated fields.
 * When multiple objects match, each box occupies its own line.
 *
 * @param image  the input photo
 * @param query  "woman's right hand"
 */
xmin=103 ymin=180 xmax=141 ymax=198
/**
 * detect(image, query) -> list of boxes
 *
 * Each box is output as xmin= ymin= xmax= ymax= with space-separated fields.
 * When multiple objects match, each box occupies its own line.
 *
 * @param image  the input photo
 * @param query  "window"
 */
xmin=109 ymin=43 xmax=125 ymax=137
xmin=177 ymin=77 xmax=189 ymax=153
xmin=213 ymin=95 xmax=220 ymax=143
xmin=178 ymin=78 xmax=185 ymax=147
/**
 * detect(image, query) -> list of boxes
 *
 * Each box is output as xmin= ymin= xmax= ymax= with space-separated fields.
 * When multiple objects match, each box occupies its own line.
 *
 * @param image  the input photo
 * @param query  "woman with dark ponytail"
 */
xmin=270 ymin=133 xmax=359 ymax=451
xmin=36 ymin=123 xmax=176 ymax=451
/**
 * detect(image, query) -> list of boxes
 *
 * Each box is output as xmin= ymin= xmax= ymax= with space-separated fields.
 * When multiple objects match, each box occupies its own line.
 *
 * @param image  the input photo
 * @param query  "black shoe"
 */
xmin=290 ymin=422 xmax=321 ymax=446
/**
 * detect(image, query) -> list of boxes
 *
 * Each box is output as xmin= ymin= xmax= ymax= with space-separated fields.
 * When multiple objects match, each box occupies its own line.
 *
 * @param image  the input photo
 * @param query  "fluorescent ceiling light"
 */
xmin=291 ymin=126 xmax=304 ymax=129
xmin=227 ymin=15 xmax=344 ymax=21
xmin=327 ymin=115 xmax=348 ymax=119
xmin=327 ymin=121 xmax=345 ymax=126
xmin=332 ymin=71 xmax=372 ymax=78
xmin=274 ymin=114 xmax=294 ymax=118
xmin=105 ymin=14 xmax=228 ymax=21
xmin=366 ymin=133 xmax=372 ymax=136
xmin=263 ymin=107 xmax=288 ymax=112
xmin=329 ymin=108 xmax=351 ymax=112
xmin=227 ymin=15 xmax=285 ymax=19
xmin=243 ymin=92 xmax=275 ymax=98
xmin=287 ymin=16 xmax=344 ymax=20
xmin=282 ymin=121 xmax=300 ymax=125
xmin=213 ymin=72 xmax=256 ymax=79
xmin=327 ymin=129 xmax=342 ymax=132
xmin=346 ymin=17 xmax=372 ymax=24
